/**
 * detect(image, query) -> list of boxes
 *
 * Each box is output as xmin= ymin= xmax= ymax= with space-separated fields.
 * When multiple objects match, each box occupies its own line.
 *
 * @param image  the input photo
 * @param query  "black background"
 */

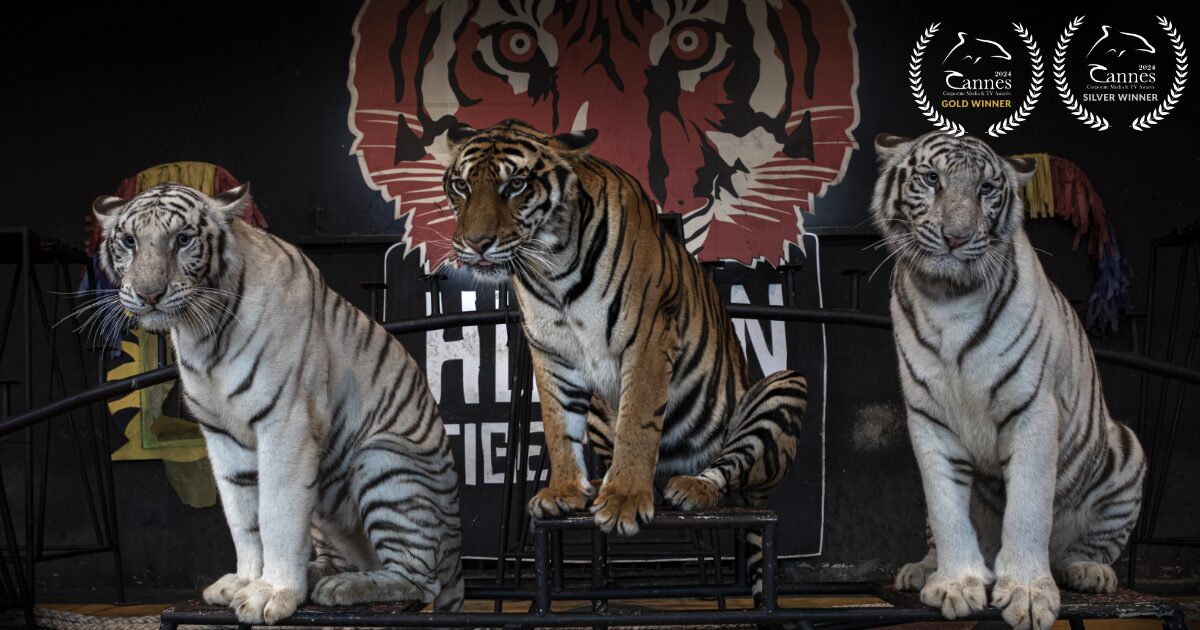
xmin=0 ymin=1 xmax=1196 ymax=598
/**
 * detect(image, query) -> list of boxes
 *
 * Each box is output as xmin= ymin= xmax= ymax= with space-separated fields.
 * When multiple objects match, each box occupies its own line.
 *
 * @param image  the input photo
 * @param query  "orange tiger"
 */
xmin=443 ymin=119 xmax=808 ymax=599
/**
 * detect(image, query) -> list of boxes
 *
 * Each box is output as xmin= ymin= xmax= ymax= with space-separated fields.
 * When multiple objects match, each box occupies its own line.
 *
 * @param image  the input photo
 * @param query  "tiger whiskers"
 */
xmin=55 ymin=291 xmax=122 ymax=329
xmin=512 ymin=251 xmax=549 ymax=285
xmin=866 ymin=231 xmax=918 ymax=252
xmin=976 ymin=247 xmax=1015 ymax=296
xmin=516 ymin=243 xmax=553 ymax=278
xmin=187 ymin=292 xmax=240 ymax=332
xmin=94 ymin=299 xmax=133 ymax=348
xmin=62 ymin=291 xmax=124 ymax=339
xmin=868 ymin=237 xmax=916 ymax=283
xmin=990 ymin=236 xmax=1052 ymax=257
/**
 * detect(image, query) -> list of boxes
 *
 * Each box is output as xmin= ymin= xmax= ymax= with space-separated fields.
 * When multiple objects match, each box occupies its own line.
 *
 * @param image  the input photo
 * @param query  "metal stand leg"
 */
xmin=760 ymin=522 xmax=778 ymax=612
xmin=534 ymin=523 xmax=550 ymax=615
xmin=590 ymin=530 xmax=607 ymax=613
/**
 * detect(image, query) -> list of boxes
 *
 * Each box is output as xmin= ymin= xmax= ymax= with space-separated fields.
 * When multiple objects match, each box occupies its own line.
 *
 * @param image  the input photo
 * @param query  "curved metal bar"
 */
xmin=2 ymin=305 xmax=1197 ymax=438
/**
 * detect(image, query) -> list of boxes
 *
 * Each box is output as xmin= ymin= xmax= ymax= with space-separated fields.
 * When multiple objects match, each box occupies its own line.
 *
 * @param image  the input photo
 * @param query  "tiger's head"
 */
xmin=870 ymin=132 xmax=1035 ymax=290
xmin=348 ymin=0 xmax=858 ymax=269
xmin=91 ymin=183 xmax=250 ymax=332
xmin=443 ymin=119 xmax=598 ymax=281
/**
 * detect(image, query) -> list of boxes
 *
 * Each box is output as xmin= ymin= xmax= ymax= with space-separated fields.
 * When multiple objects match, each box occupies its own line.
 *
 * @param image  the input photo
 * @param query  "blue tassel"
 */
xmin=1085 ymin=224 xmax=1133 ymax=335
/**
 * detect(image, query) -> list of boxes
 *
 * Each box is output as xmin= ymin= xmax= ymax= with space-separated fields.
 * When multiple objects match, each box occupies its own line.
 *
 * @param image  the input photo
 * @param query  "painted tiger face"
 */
xmin=443 ymin=120 xmax=596 ymax=281
xmin=91 ymin=183 xmax=249 ymax=332
xmin=870 ymin=132 xmax=1035 ymax=288
xmin=349 ymin=0 xmax=858 ymax=269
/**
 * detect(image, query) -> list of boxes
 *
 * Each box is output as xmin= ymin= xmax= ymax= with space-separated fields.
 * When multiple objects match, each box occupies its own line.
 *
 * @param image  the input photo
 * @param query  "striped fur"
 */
xmin=870 ymin=132 xmax=1145 ymax=630
xmin=442 ymin=120 xmax=808 ymax=600
xmin=92 ymin=183 xmax=463 ymax=624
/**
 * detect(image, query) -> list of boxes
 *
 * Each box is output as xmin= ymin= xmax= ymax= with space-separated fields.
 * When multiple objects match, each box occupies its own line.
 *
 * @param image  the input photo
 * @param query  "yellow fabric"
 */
xmin=135 ymin=161 xmax=218 ymax=195
xmin=1015 ymin=153 xmax=1055 ymax=219
xmin=109 ymin=332 xmax=207 ymax=463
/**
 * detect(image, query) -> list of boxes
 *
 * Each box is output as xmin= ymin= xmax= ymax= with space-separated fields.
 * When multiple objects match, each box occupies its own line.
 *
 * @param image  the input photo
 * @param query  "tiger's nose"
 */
xmin=464 ymin=235 xmax=495 ymax=254
xmin=137 ymin=288 xmax=165 ymax=305
xmin=943 ymin=232 xmax=971 ymax=250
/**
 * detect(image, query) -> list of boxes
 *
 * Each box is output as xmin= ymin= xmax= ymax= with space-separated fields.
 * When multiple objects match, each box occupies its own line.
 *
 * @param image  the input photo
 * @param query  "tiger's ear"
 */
xmin=92 ymin=196 xmax=127 ymax=231
xmin=212 ymin=183 xmax=252 ymax=222
xmin=1005 ymin=155 xmax=1037 ymax=185
xmin=874 ymin=133 xmax=913 ymax=162
xmin=549 ymin=129 xmax=598 ymax=155
xmin=446 ymin=123 xmax=479 ymax=154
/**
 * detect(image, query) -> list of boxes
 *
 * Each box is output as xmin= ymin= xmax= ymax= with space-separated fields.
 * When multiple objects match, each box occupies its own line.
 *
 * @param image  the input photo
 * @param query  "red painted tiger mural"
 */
xmin=349 ymin=0 xmax=859 ymax=269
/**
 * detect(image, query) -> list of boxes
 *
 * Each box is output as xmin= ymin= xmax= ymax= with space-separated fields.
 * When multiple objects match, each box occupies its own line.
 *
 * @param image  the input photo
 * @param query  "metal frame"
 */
xmin=5 ymin=304 xmax=1200 ymax=438
xmin=157 ymin=506 xmax=1187 ymax=629
xmin=0 ymin=228 xmax=125 ymax=625
xmin=1128 ymin=222 xmax=1200 ymax=588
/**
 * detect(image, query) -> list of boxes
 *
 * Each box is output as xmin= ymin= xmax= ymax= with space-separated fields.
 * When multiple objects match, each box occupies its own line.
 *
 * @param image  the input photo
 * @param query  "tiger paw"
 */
xmin=894 ymin=560 xmax=936 ymax=591
xmin=992 ymin=575 xmax=1060 ymax=630
xmin=202 ymin=573 xmax=250 ymax=606
xmin=311 ymin=572 xmax=420 ymax=606
xmin=663 ymin=475 xmax=722 ymax=511
xmin=231 ymin=578 xmax=303 ymax=625
xmin=591 ymin=482 xmax=654 ymax=536
xmin=527 ymin=483 xmax=594 ymax=518
xmin=1063 ymin=561 xmax=1116 ymax=594
xmin=919 ymin=570 xmax=992 ymax=619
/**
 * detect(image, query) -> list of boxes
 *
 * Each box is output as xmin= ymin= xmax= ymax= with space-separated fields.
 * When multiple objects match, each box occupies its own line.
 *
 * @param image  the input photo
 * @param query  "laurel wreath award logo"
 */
xmin=1053 ymin=15 xmax=1188 ymax=131
xmin=910 ymin=22 xmax=1044 ymax=137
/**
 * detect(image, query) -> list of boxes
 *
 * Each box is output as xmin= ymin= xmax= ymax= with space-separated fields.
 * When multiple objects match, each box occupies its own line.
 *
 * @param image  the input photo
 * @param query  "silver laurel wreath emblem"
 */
xmin=910 ymin=23 xmax=966 ymax=137
xmin=1131 ymin=16 xmax=1188 ymax=131
xmin=988 ymin=23 xmax=1044 ymax=137
xmin=1054 ymin=16 xmax=1110 ymax=130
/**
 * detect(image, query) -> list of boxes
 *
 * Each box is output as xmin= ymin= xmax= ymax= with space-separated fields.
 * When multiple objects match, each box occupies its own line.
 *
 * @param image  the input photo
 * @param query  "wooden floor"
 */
xmin=36 ymin=595 xmax=1194 ymax=628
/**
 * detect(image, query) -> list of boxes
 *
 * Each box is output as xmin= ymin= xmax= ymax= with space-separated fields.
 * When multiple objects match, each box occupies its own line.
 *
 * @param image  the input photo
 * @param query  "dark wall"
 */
xmin=0 ymin=1 xmax=1196 ymax=599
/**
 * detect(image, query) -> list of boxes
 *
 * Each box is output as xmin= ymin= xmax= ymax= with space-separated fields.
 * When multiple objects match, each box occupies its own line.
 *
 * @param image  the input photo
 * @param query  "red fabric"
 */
xmin=215 ymin=166 xmax=269 ymax=231
xmin=1049 ymin=156 xmax=1110 ymax=261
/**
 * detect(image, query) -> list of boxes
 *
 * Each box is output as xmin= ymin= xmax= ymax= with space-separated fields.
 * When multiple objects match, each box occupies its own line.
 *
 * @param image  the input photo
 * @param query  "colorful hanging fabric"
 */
xmin=1015 ymin=153 xmax=1131 ymax=335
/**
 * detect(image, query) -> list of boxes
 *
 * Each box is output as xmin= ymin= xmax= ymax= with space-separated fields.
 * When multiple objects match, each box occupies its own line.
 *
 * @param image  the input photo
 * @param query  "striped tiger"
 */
xmin=90 ymin=183 xmax=463 ymax=623
xmin=870 ymin=131 xmax=1145 ymax=630
xmin=441 ymin=119 xmax=808 ymax=599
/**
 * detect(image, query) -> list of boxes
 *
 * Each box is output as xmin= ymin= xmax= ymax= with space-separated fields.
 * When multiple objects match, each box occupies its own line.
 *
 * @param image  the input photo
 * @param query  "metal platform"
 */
xmin=159 ymin=508 xmax=1189 ymax=629
xmin=157 ymin=586 xmax=1188 ymax=629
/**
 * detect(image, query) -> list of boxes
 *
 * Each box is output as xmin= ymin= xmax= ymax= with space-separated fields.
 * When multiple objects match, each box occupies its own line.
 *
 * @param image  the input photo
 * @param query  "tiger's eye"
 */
xmin=924 ymin=172 xmax=940 ymax=186
xmin=451 ymin=178 xmax=469 ymax=195
xmin=121 ymin=234 xmax=136 ymax=249
xmin=507 ymin=177 xmax=527 ymax=195
xmin=177 ymin=233 xmax=193 ymax=247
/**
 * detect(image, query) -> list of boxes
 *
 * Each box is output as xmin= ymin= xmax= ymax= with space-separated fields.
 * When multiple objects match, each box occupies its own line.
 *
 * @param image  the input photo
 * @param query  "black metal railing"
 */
xmin=2 ymin=304 xmax=1199 ymax=439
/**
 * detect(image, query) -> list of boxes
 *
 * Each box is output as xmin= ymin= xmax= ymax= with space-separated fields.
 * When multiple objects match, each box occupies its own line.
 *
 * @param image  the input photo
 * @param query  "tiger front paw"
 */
xmin=203 ymin=573 xmax=250 ymax=606
xmin=231 ymin=578 xmax=303 ymax=625
xmin=895 ymin=560 xmax=936 ymax=591
xmin=591 ymin=481 xmax=654 ymax=536
xmin=527 ymin=483 xmax=594 ymax=518
xmin=919 ymin=569 xmax=992 ymax=619
xmin=664 ymin=475 xmax=722 ymax=511
xmin=992 ymin=574 xmax=1060 ymax=630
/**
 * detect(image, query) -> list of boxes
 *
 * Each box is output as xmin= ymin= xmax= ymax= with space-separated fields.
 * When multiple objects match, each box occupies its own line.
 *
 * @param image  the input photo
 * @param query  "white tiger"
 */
xmin=91 ymin=183 xmax=463 ymax=623
xmin=870 ymin=132 xmax=1146 ymax=630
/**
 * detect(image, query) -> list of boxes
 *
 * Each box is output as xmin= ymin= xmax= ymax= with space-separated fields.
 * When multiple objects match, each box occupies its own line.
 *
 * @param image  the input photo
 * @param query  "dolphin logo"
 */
xmin=943 ymin=32 xmax=1012 ymax=65
xmin=1088 ymin=25 xmax=1157 ymax=58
